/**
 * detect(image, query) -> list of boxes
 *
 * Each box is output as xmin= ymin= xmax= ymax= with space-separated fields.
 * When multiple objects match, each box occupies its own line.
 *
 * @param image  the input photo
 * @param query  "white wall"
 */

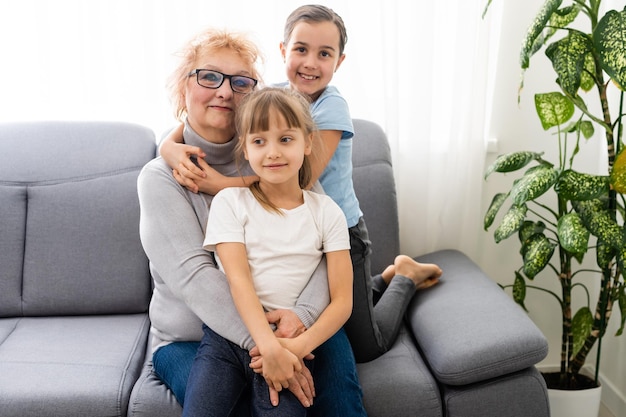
xmin=477 ymin=1 xmax=626 ymax=416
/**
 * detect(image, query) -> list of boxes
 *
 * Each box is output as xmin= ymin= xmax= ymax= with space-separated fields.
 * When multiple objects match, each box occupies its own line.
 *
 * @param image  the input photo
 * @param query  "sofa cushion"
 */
xmin=0 ymin=187 xmax=26 ymax=316
xmin=441 ymin=367 xmax=549 ymax=417
xmin=357 ymin=327 xmax=441 ymax=417
xmin=0 ymin=121 xmax=156 ymax=316
xmin=0 ymin=315 xmax=149 ymax=417
xmin=128 ymin=362 xmax=183 ymax=417
xmin=352 ymin=119 xmax=400 ymax=275
xmin=408 ymin=249 xmax=549 ymax=385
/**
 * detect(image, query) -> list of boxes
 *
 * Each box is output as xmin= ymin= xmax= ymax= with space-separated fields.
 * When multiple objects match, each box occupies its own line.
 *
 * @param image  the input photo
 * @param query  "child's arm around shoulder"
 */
xmin=307 ymin=129 xmax=342 ymax=189
xmin=160 ymin=123 xmax=259 ymax=194
xmin=159 ymin=123 xmax=206 ymax=193
xmin=307 ymin=89 xmax=353 ymax=188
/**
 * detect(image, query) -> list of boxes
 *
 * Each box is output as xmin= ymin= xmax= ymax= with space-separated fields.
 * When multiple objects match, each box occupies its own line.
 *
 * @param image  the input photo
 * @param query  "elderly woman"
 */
xmin=137 ymin=27 xmax=366 ymax=416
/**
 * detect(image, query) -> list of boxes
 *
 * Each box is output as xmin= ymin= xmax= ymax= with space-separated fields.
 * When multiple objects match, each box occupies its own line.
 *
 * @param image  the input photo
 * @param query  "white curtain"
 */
xmin=0 ymin=0 xmax=495 ymax=258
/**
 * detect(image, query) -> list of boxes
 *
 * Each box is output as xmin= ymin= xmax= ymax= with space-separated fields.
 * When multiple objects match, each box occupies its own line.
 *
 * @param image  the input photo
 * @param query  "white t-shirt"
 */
xmin=204 ymin=187 xmax=349 ymax=311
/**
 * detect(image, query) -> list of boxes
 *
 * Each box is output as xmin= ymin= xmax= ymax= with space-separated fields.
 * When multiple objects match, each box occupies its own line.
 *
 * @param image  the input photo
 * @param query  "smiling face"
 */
xmin=243 ymin=109 xmax=312 ymax=188
xmin=280 ymin=21 xmax=345 ymax=102
xmin=184 ymin=48 xmax=256 ymax=143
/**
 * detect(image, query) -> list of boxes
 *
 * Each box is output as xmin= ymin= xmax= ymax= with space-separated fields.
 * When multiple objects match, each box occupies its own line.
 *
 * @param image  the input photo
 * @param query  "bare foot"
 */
xmin=381 ymin=264 xmax=396 ymax=285
xmin=393 ymin=255 xmax=441 ymax=290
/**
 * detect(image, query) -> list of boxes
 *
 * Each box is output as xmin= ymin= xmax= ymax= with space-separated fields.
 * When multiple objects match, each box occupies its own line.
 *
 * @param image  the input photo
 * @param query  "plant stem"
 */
xmin=558 ymin=195 xmax=574 ymax=386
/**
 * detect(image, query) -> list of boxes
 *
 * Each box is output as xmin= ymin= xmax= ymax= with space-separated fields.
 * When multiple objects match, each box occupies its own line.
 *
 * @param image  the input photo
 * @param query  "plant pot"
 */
xmin=539 ymin=366 xmax=602 ymax=417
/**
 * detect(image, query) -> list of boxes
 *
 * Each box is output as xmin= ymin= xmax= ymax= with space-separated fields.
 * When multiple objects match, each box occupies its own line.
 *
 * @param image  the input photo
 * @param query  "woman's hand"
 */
xmin=250 ymin=351 xmax=315 ymax=407
xmin=249 ymin=309 xmax=315 ymax=407
xmin=259 ymin=342 xmax=301 ymax=393
xmin=266 ymin=309 xmax=307 ymax=338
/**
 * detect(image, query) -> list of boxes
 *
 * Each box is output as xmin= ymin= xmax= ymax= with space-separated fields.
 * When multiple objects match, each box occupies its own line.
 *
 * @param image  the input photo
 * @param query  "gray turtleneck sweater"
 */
xmin=138 ymin=124 xmax=329 ymax=353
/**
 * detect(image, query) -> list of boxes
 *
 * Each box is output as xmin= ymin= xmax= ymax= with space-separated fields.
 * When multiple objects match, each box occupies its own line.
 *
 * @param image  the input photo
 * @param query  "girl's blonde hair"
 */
xmin=166 ymin=28 xmax=263 ymax=121
xmin=235 ymin=87 xmax=318 ymax=213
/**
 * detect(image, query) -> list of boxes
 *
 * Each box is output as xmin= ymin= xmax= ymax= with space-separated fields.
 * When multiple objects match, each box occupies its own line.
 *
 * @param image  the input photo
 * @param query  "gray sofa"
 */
xmin=0 ymin=119 xmax=550 ymax=417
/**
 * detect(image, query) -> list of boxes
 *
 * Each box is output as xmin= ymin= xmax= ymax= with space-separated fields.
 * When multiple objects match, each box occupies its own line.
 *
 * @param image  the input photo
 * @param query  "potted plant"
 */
xmin=482 ymin=0 xmax=626 ymax=407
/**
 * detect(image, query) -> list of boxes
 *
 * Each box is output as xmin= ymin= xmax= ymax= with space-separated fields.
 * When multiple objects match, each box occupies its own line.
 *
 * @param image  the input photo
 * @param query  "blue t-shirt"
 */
xmin=275 ymin=83 xmax=362 ymax=228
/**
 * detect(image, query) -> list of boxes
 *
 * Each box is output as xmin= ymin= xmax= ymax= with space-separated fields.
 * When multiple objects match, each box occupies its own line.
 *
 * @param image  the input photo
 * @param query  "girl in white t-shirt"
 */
xmin=182 ymin=87 xmax=353 ymax=417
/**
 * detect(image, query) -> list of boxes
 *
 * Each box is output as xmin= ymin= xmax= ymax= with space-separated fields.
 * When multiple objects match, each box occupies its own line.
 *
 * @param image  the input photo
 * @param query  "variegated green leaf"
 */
xmin=580 ymin=53 xmax=596 ymax=92
xmin=594 ymin=8 xmax=626 ymax=91
xmin=572 ymin=307 xmax=594 ymax=356
xmin=545 ymin=30 xmax=593 ymax=96
xmin=527 ymin=5 xmax=579 ymax=57
xmin=513 ymin=271 xmax=528 ymax=310
xmin=557 ymin=213 xmax=589 ymax=255
xmin=495 ymin=204 xmax=528 ymax=243
xmin=611 ymin=148 xmax=626 ymax=193
xmin=518 ymin=220 xmax=547 ymax=244
xmin=579 ymin=120 xmax=595 ymax=138
xmin=552 ymin=5 xmax=580 ymax=28
xmin=565 ymin=120 xmax=594 ymax=138
xmin=485 ymin=151 xmax=544 ymax=178
xmin=555 ymin=170 xmax=609 ymax=200
xmin=521 ymin=0 xmax=564 ymax=69
xmin=511 ymin=165 xmax=559 ymax=205
xmin=561 ymin=120 xmax=593 ymax=166
xmin=484 ymin=192 xmax=509 ymax=230
xmin=535 ymin=92 xmax=575 ymax=129
xmin=573 ymin=200 xmax=623 ymax=250
xmin=596 ymin=240 xmax=616 ymax=269
xmin=522 ymin=233 xmax=556 ymax=279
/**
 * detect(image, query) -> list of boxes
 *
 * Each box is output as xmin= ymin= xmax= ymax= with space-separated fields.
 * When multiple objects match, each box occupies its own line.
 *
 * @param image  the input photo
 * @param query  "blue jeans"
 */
xmin=152 ymin=340 xmax=199 ymax=406
xmin=308 ymin=328 xmax=366 ymax=417
xmin=152 ymin=328 xmax=366 ymax=416
xmin=183 ymin=326 xmax=309 ymax=417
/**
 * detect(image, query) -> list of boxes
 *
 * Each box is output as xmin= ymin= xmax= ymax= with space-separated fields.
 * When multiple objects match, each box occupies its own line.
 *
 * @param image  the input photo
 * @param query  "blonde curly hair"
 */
xmin=166 ymin=28 xmax=264 ymax=121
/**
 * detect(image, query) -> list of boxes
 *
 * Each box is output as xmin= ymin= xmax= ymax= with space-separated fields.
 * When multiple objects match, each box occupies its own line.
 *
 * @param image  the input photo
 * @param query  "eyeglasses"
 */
xmin=188 ymin=69 xmax=258 ymax=94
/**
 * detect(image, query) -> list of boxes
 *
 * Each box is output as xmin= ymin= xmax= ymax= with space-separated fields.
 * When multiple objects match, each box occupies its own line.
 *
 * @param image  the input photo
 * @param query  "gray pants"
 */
xmin=343 ymin=217 xmax=416 ymax=363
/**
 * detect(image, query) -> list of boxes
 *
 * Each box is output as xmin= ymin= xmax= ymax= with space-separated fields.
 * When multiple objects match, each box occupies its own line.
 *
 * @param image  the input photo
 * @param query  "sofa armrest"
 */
xmin=407 ymin=249 xmax=548 ymax=386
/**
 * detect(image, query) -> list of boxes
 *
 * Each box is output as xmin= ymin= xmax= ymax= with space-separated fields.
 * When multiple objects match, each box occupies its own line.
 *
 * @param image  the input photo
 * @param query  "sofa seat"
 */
xmin=0 ymin=315 xmax=149 ymax=417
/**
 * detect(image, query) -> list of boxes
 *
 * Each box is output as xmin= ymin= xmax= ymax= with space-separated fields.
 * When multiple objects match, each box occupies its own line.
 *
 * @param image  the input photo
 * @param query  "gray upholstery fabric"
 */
xmin=0 ymin=186 xmax=24 ymax=316
xmin=0 ymin=121 xmax=155 ymax=317
xmin=0 ymin=119 xmax=549 ymax=417
xmin=441 ymin=367 xmax=549 ymax=417
xmin=351 ymin=119 xmax=400 ymax=274
xmin=0 ymin=315 xmax=149 ymax=417
xmin=0 ymin=121 xmax=156 ymax=416
xmin=357 ymin=327 xmax=441 ymax=417
xmin=128 ymin=362 xmax=182 ymax=417
xmin=410 ymin=249 xmax=549 ymax=385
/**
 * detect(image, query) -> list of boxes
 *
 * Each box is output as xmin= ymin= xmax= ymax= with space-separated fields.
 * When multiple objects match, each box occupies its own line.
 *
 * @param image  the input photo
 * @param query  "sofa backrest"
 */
xmin=0 ymin=121 xmax=156 ymax=317
xmin=351 ymin=119 xmax=400 ymax=274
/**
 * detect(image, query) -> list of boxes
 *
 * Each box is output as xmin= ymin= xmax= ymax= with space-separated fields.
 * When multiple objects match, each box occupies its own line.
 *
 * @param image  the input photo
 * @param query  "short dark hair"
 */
xmin=283 ymin=4 xmax=348 ymax=55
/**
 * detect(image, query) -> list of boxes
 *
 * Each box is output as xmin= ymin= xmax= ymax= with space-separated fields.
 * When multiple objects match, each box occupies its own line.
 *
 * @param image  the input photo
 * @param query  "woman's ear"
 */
xmin=279 ymin=42 xmax=287 ymax=62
